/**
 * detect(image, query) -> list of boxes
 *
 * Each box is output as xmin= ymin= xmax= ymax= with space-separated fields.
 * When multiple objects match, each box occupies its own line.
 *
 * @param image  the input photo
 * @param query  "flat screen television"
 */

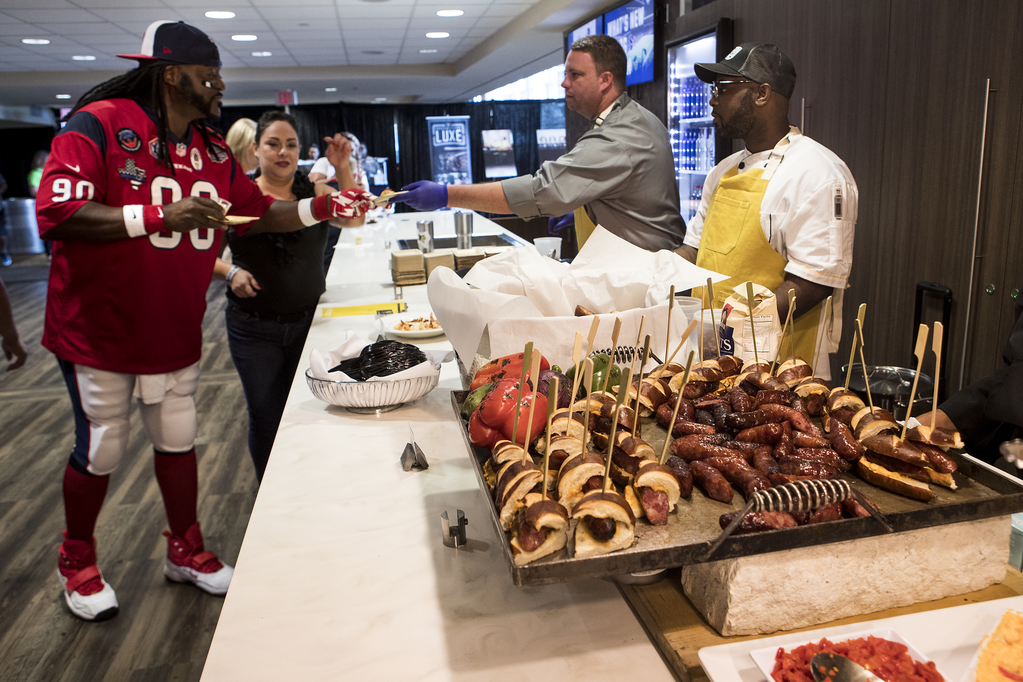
xmin=567 ymin=16 xmax=603 ymax=48
xmin=604 ymin=0 xmax=654 ymax=86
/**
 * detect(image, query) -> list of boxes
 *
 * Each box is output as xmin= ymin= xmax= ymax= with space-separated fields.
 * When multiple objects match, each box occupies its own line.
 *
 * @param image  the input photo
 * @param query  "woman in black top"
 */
xmin=217 ymin=111 xmax=359 ymax=482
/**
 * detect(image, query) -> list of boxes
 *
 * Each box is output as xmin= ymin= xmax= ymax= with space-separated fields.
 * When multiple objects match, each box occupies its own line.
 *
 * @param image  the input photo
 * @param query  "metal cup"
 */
xmin=454 ymin=211 xmax=473 ymax=250
xmin=416 ymin=220 xmax=434 ymax=253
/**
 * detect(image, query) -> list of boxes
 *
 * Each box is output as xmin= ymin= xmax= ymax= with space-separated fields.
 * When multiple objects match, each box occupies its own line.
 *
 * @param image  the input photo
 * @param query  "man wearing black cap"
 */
xmin=34 ymin=20 xmax=372 ymax=622
xmin=679 ymin=43 xmax=858 ymax=379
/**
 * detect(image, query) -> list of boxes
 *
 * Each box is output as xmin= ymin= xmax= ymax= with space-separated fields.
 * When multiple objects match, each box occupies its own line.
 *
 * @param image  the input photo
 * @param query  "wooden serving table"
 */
xmin=618 ymin=567 xmax=1023 ymax=681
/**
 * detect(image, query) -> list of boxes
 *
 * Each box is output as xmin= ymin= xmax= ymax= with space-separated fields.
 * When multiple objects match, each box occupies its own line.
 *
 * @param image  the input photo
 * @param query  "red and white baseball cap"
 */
xmin=117 ymin=20 xmax=221 ymax=68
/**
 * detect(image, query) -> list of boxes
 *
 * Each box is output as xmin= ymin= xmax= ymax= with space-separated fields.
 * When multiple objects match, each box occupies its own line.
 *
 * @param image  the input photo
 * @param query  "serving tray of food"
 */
xmin=451 ymin=350 xmax=1023 ymax=588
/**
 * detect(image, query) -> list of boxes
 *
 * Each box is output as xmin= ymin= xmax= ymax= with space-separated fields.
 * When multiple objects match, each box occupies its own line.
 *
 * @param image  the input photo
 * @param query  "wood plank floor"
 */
xmin=0 ymin=256 xmax=258 ymax=682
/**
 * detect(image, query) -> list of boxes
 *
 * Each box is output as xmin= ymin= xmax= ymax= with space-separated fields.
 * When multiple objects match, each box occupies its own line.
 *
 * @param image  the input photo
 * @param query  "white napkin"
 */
xmin=308 ymin=331 xmax=452 ymax=382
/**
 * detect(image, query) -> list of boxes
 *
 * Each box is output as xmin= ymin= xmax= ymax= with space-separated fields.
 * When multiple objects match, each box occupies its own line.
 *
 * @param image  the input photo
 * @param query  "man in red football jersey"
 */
xmin=35 ymin=20 xmax=371 ymax=622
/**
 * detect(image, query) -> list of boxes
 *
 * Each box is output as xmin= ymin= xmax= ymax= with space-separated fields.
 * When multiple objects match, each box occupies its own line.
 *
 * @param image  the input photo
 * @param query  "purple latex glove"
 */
xmin=392 ymin=180 xmax=449 ymax=211
xmin=548 ymin=213 xmax=575 ymax=235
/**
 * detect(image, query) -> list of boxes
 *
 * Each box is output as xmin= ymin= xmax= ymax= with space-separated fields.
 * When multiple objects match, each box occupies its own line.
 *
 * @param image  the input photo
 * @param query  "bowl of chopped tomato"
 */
xmin=749 ymin=629 xmax=946 ymax=682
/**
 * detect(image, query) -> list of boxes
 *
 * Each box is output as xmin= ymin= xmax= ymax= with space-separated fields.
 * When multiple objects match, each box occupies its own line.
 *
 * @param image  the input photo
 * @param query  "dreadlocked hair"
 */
xmin=64 ymin=61 xmax=222 ymax=173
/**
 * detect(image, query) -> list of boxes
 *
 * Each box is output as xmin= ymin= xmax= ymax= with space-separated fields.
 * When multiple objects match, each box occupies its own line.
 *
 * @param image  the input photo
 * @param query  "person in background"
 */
xmin=390 ymin=35 xmax=685 ymax=253
xmin=0 ymin=171 xmax=10 ymax=266
xmin=306 ymin=144 xmax=320 ymax=162
xmin=678 ymin=43 xmax=858 ymax=379
xmin=212 ymin=111 xmax=359 ymax=483
xmin=308 ymin=132 xmax=368 ymax=270
xmin=0 ymin=273 xmax=27 ymax=369
xmin=34 ymin=20 xmax=371 ymax=623
xmin=225 ymin=117 xmax=258 ymax=174
xmin=917 ymin=287 xmax=1023 ymax=472
xmin=27 ymin=151 xmax=49 ymax=197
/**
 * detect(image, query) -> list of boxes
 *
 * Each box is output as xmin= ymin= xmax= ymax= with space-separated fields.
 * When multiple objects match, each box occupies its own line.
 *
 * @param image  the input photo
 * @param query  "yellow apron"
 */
xmin=694 ymin=145 xmax=822 ymax=364
xmin=574 ymin=206 xmax=597 ymax=250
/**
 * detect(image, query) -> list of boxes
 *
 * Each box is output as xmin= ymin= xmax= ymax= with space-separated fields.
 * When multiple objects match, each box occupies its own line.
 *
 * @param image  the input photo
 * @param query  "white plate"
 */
xmin=748 ymin=627 xmax=937 ymax=680
xmin=376 ymin=314 xmax=445 ymax=339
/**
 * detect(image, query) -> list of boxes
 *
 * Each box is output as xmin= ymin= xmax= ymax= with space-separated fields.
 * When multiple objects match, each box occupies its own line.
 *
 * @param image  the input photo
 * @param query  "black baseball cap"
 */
xmin=117 ymin=21 xmax=221 ymax=68
xmin=695 ymin=43 xmax=796 ymax=99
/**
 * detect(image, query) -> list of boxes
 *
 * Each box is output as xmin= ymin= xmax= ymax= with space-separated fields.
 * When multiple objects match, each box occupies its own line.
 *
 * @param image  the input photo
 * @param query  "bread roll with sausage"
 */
xmin=510 ymin=493 xmax=570 ymax=565
xmin=556 ymin=452 xmax=606 ymax=512
xmin=631 ymin=460 xmax=682 ymax=525
xmin=857 ymin=455 xmax=933 ymax=501
xmin=572 ymin=490 xmax=636 ymax=557
xmin=776 ymin=357 xmax=813 ymax=387
xmin=495 ymin=460 xmax=544 ymax=530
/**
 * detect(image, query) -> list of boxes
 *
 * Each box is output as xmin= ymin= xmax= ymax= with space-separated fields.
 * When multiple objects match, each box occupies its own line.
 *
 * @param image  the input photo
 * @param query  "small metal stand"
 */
xmin=400 ymin=424 xmax=429 ymax=471
xmin=440 ymin=509 xmax=468 ymax=548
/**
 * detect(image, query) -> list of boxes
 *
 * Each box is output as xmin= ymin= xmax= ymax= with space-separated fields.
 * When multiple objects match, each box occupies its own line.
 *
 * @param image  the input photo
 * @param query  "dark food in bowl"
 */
xmin=329 ymin=341 xmax=427 ymax=381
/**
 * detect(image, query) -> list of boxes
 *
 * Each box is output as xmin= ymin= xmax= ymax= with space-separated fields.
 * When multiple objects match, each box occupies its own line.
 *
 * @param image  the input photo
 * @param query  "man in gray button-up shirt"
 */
xmin=391 ymin=35 xmax=686 ymax=253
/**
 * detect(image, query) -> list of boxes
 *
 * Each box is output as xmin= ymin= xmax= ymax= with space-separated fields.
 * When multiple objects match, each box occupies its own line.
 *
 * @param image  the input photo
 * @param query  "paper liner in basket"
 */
xmin=427 ymin=226 xmax=728 ymax=385
xmin=308 ymin=331 xmax=452 ymax=381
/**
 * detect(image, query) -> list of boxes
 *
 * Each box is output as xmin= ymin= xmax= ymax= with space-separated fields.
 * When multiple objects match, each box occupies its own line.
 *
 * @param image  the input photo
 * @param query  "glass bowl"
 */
xmin=305 ymin=369 xmax=439 ymax=413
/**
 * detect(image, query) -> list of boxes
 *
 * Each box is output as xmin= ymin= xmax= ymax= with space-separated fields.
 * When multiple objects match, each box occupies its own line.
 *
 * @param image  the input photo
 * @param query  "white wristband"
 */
xmin=225 ymin=265 xmax=241 ymax=283
xmin=123 ymin=204 xmax=146 ymax=238
xmin=297 ymin=197 xmax=318 ymax=227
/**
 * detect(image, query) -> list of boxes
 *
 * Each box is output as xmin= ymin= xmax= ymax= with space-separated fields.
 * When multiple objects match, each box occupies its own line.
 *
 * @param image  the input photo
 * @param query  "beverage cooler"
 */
xmin=667 ymin=22 xmax=732 ymax=223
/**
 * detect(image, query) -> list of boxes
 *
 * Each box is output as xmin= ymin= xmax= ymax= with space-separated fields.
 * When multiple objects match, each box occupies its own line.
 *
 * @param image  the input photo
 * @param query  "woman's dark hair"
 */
xmin=64 ymin=61 xmax=219 ymax=172
xmin=255 ymin=110 xmax=298 ymax=145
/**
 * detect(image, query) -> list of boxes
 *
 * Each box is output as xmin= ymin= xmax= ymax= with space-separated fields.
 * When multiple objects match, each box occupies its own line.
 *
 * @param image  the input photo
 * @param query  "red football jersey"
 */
xmin=37 ymin=99 xmax=275 ymax=374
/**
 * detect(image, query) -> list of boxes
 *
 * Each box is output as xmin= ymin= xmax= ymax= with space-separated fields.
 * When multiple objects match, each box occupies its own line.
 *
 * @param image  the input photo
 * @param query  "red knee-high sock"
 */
xmin=153 ymin=449 xmax=198 ymax=538
xmin=63 ymin=463 xmax=110 ymax=542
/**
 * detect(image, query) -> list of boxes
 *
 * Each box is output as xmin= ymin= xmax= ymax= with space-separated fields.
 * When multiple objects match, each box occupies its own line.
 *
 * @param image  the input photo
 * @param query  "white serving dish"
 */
xmin=305 ymin=369 xmax=438 ymax=410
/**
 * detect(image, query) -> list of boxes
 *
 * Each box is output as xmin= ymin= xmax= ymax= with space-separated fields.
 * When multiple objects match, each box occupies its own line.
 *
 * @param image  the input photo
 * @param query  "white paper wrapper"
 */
xmin=428 ymin=226 xmax=729 ymax=380
xmin=308 ymin=331 xmax=452 ymax=382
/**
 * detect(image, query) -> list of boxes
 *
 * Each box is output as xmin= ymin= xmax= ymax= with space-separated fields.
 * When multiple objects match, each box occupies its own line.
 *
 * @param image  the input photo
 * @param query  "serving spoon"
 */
xmin=810 ymin=652 xmax=883 ymax=682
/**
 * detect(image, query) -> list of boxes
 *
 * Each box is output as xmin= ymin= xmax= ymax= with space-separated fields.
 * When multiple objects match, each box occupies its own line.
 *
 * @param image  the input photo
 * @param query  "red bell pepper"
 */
xmin=469 ymin=378 xmax=548 ymax=450
xmin=469 ymin=351 xmax=550 ymax=391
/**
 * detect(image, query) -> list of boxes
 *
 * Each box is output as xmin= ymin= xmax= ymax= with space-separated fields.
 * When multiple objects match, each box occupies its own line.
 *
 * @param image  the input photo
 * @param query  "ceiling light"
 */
xmin=205 ymin=11 xmax=235 ymax=19
xmin=55 ymin=94 xmax=71 ymax=99
xmin=374 ymin=97 xmax=388 ymax=102
xmin=22 ymin=38 xmax=51 ymax=45
xmin=419 ymin=48 xmax=438 ymax=54
xmin=325 ymin=87 xmax=337 ymax=92
xmin=231 ymin=34 xmax=257 ymax=41
xmin=426 ymin=32 xmax=449 ymax=39
xmin=251 ymin=51 xmax=272 ymax=57
xmin=437 ymin=9 xmax=464 ymax=17
xmin=72 ymin=55 xmax=96 ymax=61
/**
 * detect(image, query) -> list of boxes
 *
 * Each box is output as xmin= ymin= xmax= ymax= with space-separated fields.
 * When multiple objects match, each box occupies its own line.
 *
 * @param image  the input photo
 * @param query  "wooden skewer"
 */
xmin=901 ymin=324 xmax=930 ymax=439
xmin=579 ymin=358 xmax=594 ymax=459
xmin=659 ymin=351 xmax=695 ymax=465
xmin=773 ymin=289 xmax=797 ymax=372
xmin=567 ymin=333 xmax=584 ymax=439
xmin=845 ymin=303 xmax=867 ymax=390
xmin=628 ymin=315 xmax=646 ymax=381
xmin=665 ymin=284 xmax=675 ymax=363
xmin=585 ymin=315 xmax=600 ymax=359
xmin=745 ymin=282 xmax=760 ymax=365
xmin=707 ymin=278 xmax=721 ymax=359
xmin=602 ymin=365 xmax=632 ymax=493
xmin=855 ymin=319 xmax=875 ymax=412
xmin=699 ymin=286 xmax=706 ymax=363
xmin=601 ymin=317 xmax=623 ymax=395
xmin=811 ymin=295 xmax=833 ymax=376
xmin=631 ymin=335 xmax=652 ymax=438
xmin=520 ymin=349 xmax=543 ymax=464
xmin=665 ymin=318 xmax=699 ymax=367
xmin=541 ymin=376 xmax=559 ymax=493
xmin=930 ymin=321 xmax=944 ymax=426
xmin=509 ymin=341 xmax=533 ymax=448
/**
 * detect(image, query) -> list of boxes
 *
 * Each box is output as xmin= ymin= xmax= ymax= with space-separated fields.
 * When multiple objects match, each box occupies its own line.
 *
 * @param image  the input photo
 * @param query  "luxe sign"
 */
xmin=426 ymin=115 xmax=472 ymax=185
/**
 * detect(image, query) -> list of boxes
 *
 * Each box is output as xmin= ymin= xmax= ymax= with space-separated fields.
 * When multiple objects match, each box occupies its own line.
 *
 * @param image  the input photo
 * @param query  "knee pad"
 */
xmin=59 ymin=360 xmax=133 ymax=476
xmin=139 ymin=363 xmax=199 ymax=453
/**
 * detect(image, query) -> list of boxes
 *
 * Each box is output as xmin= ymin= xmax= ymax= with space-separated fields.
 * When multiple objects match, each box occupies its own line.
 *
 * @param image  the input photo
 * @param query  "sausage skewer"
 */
xmin=602 ymin=366 xmax=632 ymax=492
xmin=746 ymin=282 xmax=760 ymax=365
xmin=631 ymin=335 xmax=651 ymax=438
xmin=844 ymin=303 xmax=867 ymax=390
xmin=707 ymin=277 xmax=721 ymax=359
xmin=772 ymin=288 xmax=796 ymax=374
xmin=520 ymin=349 xmax=542 ymax=465
xmin=509 ymin=341 xmax=533 ymax=449
xmin=659 ymin=351 xmax=695 ymax=465
xmin=930 ymin=320 xmax=944 ymax=428
xmin=855 ymin=317 xmax=875 ymax=412
xmin=900 ymin=324 xmax=929 ymax=440
xmin=665 ymin=284 xmax=675 ymax=367
xmin=541 ymin=377 xmax=558 ymax=491
xmin=600 ymin=317 xmax=622 ymax=395
xmin=811 ymin=295 xmax=833 ymax=377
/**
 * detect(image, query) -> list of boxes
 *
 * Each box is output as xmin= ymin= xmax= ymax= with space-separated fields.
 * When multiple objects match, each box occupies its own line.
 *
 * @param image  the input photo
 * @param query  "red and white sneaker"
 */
xmin=58 ymin=532 xmax=119 ymax=622
xmin=163 ymin=522 xmax=233 ymax=596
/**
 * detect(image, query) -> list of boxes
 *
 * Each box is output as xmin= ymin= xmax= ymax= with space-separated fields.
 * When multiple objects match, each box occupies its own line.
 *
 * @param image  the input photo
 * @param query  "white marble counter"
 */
xmin=200 ymin=211 xmax=674 ymax=681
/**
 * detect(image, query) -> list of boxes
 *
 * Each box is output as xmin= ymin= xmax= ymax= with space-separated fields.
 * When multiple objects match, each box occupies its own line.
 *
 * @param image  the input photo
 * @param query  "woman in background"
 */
xmin=225 ymin=118 xmax=258 ymax=174
xmin=214 ymin=111 xmax=360 ymax=482
xmin=309 ymin=132 xmax=368 ymax=270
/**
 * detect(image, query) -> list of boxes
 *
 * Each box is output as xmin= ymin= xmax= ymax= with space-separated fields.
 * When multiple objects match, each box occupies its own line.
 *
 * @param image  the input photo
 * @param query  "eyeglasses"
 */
xmin=710 ymin=79 xmax=757 ymax=98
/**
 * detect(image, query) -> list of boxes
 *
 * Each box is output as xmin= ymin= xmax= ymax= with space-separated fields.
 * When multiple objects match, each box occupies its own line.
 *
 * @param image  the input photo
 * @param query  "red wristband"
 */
xmin=309 ymin=194 xmax=332 ymax=223
xmin=142 ymin=205 xmax=165 ymax=234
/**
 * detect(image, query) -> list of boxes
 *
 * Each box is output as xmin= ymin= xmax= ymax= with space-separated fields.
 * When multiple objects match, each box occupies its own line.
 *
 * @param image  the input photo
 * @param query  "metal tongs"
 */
xmin=699 ymin=479 xmax=893 ymax=562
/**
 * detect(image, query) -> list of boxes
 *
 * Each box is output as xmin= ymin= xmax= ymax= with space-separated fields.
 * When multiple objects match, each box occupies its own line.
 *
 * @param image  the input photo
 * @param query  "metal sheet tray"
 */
xmin=451 ymin=391 xmax=1023 ymax=587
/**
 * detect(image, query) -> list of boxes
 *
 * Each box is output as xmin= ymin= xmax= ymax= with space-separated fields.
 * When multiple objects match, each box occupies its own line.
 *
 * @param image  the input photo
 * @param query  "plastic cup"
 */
xmin=534 ymin=237 xmax=561 ymax=260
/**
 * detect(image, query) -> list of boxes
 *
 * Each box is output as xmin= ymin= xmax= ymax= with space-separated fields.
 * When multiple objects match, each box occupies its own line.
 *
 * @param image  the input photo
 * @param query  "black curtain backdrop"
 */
xmin=220 ymin=100 xmax=565 ymax=213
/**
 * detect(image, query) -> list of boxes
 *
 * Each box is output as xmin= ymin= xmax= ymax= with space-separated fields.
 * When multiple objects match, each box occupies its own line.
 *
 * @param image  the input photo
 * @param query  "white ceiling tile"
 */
xmin=0 ymin=0 xmax=79 ymax=8
xmin=89 ymin=9 xmax=190 ymax=23
xmin=70 ymin=0 xmax=166 ymax=6
xmin=253 ymin=6 xmax=337 ymax=20
xmin=482 ymin=4 xmax=533 ymax=17
xmin=270 ymin=30 xmax=343 ymax=40
xmin=3 ymin=8 xmax=104 ymax=22
xmin=332 ymin=6 xmax=412 ymax=18
xmin=338 ymin=18 xmax=408 ymax=31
